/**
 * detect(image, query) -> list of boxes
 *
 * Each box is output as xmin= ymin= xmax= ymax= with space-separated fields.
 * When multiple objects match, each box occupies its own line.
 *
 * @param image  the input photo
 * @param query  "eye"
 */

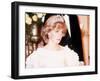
xmin=62 ymin=32 xmax=66 ymax=36
xmin=55 ymin=30 xmax=59 ymax=32
xmin=62 ymin=31 xmax=65 ymax=34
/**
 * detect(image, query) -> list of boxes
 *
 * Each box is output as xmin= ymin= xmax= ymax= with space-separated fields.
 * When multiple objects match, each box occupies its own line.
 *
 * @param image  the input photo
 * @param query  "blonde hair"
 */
xmin=41 ymin=15 xmax=67 ymax=44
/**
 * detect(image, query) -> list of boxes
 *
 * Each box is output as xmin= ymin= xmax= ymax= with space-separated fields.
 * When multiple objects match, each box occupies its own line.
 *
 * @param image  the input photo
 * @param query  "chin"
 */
xmin=51 ymin=39 xmax=61 ymax=44
xmin=54 ymin=41 xmax=60 ymax=44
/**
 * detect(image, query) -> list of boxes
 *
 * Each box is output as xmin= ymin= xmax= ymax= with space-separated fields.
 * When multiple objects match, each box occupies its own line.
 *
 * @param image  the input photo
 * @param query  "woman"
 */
xmin=26 ymin=15 xmax=82 ymax=68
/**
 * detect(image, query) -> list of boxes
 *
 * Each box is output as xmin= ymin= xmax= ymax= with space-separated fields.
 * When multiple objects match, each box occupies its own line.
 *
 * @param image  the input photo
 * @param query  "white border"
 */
xmin=19 ymin=5 xmax=96 ymax=76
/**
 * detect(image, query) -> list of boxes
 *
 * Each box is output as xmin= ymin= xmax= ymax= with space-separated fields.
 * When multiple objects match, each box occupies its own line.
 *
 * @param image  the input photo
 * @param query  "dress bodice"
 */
xmin=26 ymin=45 xmax=80 ymax=68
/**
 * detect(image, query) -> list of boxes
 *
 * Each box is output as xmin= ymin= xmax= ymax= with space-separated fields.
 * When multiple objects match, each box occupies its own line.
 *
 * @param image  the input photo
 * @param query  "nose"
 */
xmin=57 ymin=31 xmax=64 ymax=37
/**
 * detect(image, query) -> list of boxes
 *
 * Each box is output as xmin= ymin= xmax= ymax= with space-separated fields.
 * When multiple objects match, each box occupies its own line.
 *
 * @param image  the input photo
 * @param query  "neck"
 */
xmin=45 ymin=40 xmax=61 ymax=50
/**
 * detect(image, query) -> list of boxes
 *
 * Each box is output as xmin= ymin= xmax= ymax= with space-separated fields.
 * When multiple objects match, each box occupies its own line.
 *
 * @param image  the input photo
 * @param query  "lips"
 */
xmin=56 ymin=39 xmax=61 ymax=41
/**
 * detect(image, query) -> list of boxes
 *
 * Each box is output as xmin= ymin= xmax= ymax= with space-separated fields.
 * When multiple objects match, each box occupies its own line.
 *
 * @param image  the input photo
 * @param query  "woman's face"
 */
xmin=48 ymin=23 xmax=66 ymax=44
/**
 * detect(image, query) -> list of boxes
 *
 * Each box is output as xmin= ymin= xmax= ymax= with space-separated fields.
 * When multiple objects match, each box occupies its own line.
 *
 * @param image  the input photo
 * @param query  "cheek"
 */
xmin=48 ymin=32 xmax=57 ymax=40
xmin=47 ymin=32 xmax=53 ymax=39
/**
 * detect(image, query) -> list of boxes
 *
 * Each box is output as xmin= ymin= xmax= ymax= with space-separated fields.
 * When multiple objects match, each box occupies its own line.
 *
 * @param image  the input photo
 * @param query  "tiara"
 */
xmin=45 ymin=15 xmax=65 ymax=26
